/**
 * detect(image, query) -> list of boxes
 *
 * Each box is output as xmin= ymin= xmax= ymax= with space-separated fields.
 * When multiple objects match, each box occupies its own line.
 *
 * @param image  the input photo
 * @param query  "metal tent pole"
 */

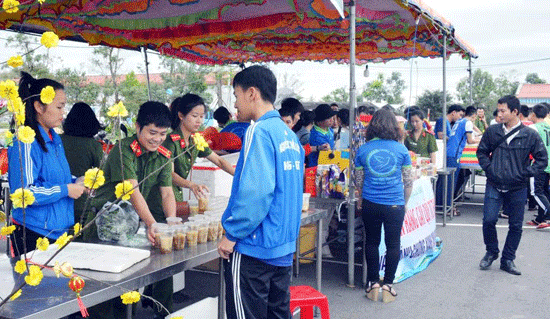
xmin=468 ymin=57 xmax=473 ymax=104
xmin=143 ymin=47 xmax=152 ymax=100
xmin=347 ymin=0 xmax=356 ymax=288
xmin=442 ymin=34 xmax=448 ymax=226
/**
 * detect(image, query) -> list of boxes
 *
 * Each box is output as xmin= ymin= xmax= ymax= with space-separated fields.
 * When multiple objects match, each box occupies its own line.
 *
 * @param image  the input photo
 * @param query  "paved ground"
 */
xmin=136 ymin=184 xmax=550 ymax=319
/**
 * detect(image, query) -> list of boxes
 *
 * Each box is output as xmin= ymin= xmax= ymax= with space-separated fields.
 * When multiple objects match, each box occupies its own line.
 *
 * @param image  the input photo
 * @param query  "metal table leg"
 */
xmin=316 ymin=218 xmax=323 ymax=292
xmin=295 ymin=232 xmax=300 ymax=277
xmin=126 ymin=304 xmax=132 ymax=319
xmin=218 ymin=258 xmax=225 ymax=319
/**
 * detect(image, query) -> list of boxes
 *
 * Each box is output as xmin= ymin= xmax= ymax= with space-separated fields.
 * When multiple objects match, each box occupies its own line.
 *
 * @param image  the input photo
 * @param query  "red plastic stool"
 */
xmin=289 ymin=286 xmax=330 ymax=319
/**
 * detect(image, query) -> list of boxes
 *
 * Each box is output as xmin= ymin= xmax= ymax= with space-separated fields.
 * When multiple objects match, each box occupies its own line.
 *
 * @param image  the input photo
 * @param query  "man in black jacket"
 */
xmin=477 ymin=95 xmax=548 ymax=275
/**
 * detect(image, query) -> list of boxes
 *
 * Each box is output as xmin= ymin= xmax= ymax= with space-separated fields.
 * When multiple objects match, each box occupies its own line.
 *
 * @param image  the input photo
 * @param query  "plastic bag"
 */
xmin=96 ymin=200 xmax=140 ymax=242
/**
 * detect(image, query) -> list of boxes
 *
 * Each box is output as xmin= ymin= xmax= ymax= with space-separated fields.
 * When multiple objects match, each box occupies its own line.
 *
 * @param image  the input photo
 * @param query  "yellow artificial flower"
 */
xmin=17 ymin=126 xmax=36 ymax=144
xmin=120 ymin=291 xmax=140 ymax=304
xmin=10 ymin=188 xmax=35 ymax=208
xmin=2 ymin=0 xmax=19 ymax=13
xmin=7 ymin=55 xmax=23 ymax=68
xmin=36 ymin=237 xmax=49 ymax=251
xmin=0 ymin=80 xmax=18 ymax=100
xmin=53 ymin=261 xmax=61 ymax=278
xmin=40 ymin=86 xmax=56 ymax=105
xmin=115 ymin=180 xmax=134 ymax=200
xmin=38 ymin=0 xmax=45 ymax=4
xmin=0 ymin=211 xmax=6 ymax=223
xmin=54 ymin=232 xmax=73 ymax=248
xmin=106 ymin=101 xmax=128 ymax=118
xmin=1 ymin=225 xmax=16 ymax=236
xmin=73 ymin=223 xmax=81 ymax=235
xmin=15 ymin=111 xmax=25 ymax=126
xmin=84 ymin=168 xmax=105 ymax=189
xmin=60 ymin=262 xmax=73 ymax=277
xmin=3 ymin=131 xmax=12 ymax=147
xmin=10 ymin=289 xmax=22 ymax=301
xmin=14 ymin=259 xmax=26 ymax=274
xmin=24 ymin=265 xmax=43 ymax=286
xmin=40 ymin=31 xmax=59 ymax=48
xmin=192 ymin=133 xmax=209 ymax=151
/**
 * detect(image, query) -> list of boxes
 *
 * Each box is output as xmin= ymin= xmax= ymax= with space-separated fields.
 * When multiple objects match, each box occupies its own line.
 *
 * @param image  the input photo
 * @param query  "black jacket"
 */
xmin=477 ymin=123 xmax=548 ymax=191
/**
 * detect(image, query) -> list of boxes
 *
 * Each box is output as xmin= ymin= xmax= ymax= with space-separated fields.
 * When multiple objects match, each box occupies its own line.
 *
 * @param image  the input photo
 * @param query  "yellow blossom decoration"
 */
xmin=7 ymin=55 xmax=23 ymax=68
xmin=0 ymin=80 xmax=18 ymax=100
xmin=36 ymin=237 xmax=49 ymax=251
xmin=120 ymin=291 xmax=140 ymax=304
xmin=14 ymin=259 xmax=26 ymax=274
xmin=17 ymin=126 xmax=36 ymax=144
xmin=38 ymin=0 xmax=45 ymax=4
xmin=54 ymin=232 xmax=73 ymax=248
xmin=10 ymin=289 xmax=22 ymax=301
xmin=192 ymin=133 xmax=209 ymax=151
xmin=74 ymin=223 xmax=81 ymax=235
xmin=40 ymin=86 xmax=56 ymax=105
xmin=60 ymin=262 xmax=73 ymax=277
xmin=4 ymin=131 xmax=13 ymax=147
xmin=106 ymin=101 xmax=128 ymax=118
xmin=10 ymin=188 xmax=35 ymax=209
xmin=115 ymin=181 xmax=134 ymax=200
xmin=84 ymin=168 xmax=105 ymax=189
xmin=0 ymin=211 xmax=6 ymax=223
xmin=40 ymin=31 xmax=59 ymax=48
xmin=53 ymin=261 xmax=61 ymax=278
xmin=1 ymin=225 xmax=16 ymax=236
xmin=2 ymin=0 xmax=19 ymax=13
xmin=24 ymin=265 xmax=43 ymax=286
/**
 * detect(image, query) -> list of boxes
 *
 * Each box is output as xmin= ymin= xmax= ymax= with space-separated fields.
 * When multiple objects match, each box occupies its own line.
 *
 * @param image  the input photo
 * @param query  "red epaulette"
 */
xmin=130 ymin=140 xmax=142 ymax=157
xmin=170 ymin=134 xmax=186 ymax=148
xmin=303 ymin=144 xmax=312 ymax=156
xmin=157 ymin=145 xmax=172 ymax=159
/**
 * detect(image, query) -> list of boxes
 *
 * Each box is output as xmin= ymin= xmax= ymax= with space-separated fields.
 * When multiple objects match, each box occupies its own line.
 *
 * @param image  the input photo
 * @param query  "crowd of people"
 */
xmin=5 ymin=65 xmax=550 ymax=318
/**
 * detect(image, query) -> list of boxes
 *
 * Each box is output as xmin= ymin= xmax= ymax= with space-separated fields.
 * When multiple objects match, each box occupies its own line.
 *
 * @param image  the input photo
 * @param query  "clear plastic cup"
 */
xmin=197 ymin=221 xmax=209 ymax=244
xmin=302 ymin=193 xmax=311 ymax=212
xmin=189 ymin=200 xmax=199 ymax=216
xmin=158 ymin=227 xmax=174 ymax=254
xmin=166 ymin=216 xmax=183 ymax=225
xmin=184 ymin=222 xmax=198 ymax=246
xmin=172 ymin=225 xmax=187 ymax=250
xmin=208 ymin=219 xmax=218 ymax=242
xmin=218 ymin=221 xmax=224 ymax=239
xmin=152 ymin=223 xmax=170 ymax=248
xmin=198 ymin=194 xmax=210 ymax=213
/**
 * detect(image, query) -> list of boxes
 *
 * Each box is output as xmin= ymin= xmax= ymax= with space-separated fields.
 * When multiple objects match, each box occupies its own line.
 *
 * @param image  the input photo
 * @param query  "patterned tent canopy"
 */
xmin=0 ymin=0 xmax=476 ymax=65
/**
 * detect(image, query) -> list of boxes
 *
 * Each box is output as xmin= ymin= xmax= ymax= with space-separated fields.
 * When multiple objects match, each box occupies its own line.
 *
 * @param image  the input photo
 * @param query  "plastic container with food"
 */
xmin=198 ymin=193 xmax=210 ymax=213
xmin=172 ymin=224 xmax=187 ymax=250
xmin=302 ymin=193 xmax=311 ymax=212
xmin=208 ymin=218 xmax=218 ymax=241
xmin=157 ymin=226 xmax=174 ymax=254
xmin=197 ymin=221 xmax=209 ymax=244
xmin=184 ymin=222 xmax=198 ymax=246
xmin=152 ymin=223 xmax=169 ymax=248
xmin=166 ymin=216 xmax=183 ymax=225
xmin=188 ymin=200 xmax=199 ymax=216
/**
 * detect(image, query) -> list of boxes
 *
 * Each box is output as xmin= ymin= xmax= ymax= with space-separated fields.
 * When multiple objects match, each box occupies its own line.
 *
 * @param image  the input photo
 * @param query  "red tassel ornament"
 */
xmin=68 ymin=276 xmax=89 ymax=317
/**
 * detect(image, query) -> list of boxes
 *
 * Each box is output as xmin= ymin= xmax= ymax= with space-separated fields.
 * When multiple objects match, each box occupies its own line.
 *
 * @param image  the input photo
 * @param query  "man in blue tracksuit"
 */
xmin=218 ymin=65 xmax=305 ymax=319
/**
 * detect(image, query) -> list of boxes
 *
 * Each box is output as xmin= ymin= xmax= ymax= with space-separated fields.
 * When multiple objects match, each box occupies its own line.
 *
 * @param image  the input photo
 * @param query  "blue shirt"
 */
xmin=435 ymin=117 xmax=451 ymax=139
xmin=355 ymin=139 xmax=412 ymax=206
xmin=447 ymin=119 xmax=472 ymax=159
xmin=308 ymin=125 xmax=335 ymax=166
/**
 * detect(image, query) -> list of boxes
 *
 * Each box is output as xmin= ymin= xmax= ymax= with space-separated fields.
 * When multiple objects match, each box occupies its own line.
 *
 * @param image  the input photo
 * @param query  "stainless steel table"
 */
xmin=0 ymin=241 xmax=222 ymax=319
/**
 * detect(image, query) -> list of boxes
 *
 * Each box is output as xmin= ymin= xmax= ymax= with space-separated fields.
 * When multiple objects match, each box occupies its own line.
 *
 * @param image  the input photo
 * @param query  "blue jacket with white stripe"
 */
xmin=222 ymin=110 xmax=305 ymax=260
xmin=8 ymin=126 xmax=74 ymax=239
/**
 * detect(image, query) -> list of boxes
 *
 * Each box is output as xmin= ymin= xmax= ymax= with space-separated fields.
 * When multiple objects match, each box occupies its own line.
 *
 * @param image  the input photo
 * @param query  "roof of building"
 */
xmin=84 ymin=73 xmax=218 ymax=86
xmin=516 ymin=83 xmax=550 ymax=99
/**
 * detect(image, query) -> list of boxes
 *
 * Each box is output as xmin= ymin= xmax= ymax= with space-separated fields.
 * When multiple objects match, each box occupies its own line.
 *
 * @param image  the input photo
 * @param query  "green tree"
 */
xmin=92 ymin=47 xmax=124 ymax=115
xmin=1 ymin=33 xmax=52 ymax=79
xmin=385 ymin=72 xmax=405 ymax=104
xmin=54 ymin=68 xmax=100 ymax=106
xmin=321 ymin=87 xmax=349 ymax=103
xmin=361 ymin=73 xmax=386 ymax=103
xmin=525 ymin=73 xmax=546 ymax=84
xmin=416 ymin=89 xmax=453 ymax=119
xmin=494 ymin=72 xmax=520 ymax=100
xmin=118 ymin=71 xmax=149 ymax=116
xmin=359 ymin=72 xmax=405 ymax=104
xmin=456 ymin=69 xmax=495 ymax=107
xmin=159 ymin=56 xmax=210 ymax=100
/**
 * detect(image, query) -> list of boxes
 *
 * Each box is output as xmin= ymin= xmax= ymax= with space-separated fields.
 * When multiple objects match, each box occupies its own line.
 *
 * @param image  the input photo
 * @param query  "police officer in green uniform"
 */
xmin=404 ymin=109 xmax=438 ymax=165
xmin=159 ymin=94 xmax=234 ymax=202
xmin=84 ymin=101 xmax=176 ymax=319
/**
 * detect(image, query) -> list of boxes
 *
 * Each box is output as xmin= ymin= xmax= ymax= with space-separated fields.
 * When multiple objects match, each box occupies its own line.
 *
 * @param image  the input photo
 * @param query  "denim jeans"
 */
xmin=482 ymin=183 xmax=527 ymax=261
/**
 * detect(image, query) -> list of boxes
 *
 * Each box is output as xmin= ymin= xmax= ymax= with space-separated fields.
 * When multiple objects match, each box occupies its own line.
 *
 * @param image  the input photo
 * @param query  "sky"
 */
xmin=0 ymin=0 xmax=549 ymax=105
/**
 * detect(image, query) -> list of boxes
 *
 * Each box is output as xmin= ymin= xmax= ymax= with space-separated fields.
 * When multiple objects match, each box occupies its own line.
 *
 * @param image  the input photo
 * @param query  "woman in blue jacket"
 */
xmin=8 ymin=72 xmax=85 ymax=256
xmin=355 ymin=109 xmax=414 ymax=303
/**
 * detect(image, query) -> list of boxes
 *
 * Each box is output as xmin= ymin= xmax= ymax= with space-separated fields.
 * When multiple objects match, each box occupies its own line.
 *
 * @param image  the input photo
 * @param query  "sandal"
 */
xmin=453 ymin=208 xmax=461 ymax=216
xmin=526 ymin=220 xmax=540 ymax=226
xmin=365 ymin=281 xmax=380 ymax=301
xmin=381 ymin=284 xmax=397 ymax=303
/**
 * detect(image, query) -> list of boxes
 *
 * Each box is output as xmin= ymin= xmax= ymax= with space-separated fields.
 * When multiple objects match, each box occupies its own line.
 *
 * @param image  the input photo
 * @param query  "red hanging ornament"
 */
xmin=68 ymin=276 xmax=89 ymax=317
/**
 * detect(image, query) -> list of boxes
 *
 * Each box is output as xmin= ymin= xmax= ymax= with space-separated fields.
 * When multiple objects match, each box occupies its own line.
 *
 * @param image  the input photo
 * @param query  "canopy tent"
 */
xmin=0 ymin=0 xmax=476 ymax=64
xmin=0 ymin=0 xmax=476 ymax=286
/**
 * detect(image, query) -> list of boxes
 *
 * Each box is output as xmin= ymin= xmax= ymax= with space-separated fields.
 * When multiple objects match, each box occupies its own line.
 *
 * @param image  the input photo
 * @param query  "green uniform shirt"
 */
xmin=474 ymin=118 xmax=488 ymax=133
xmin=160 ymin=127 xmax=212 ymax=202
xmin=60 ymin=134 xmax=104 ymax=223
xmin=534 ymin=121 xmax=550 ymax=173
xmin=88 ymin=134 xmax=172 ymax=226
xmin=404 ymin=129 xmax=438 ymax=158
